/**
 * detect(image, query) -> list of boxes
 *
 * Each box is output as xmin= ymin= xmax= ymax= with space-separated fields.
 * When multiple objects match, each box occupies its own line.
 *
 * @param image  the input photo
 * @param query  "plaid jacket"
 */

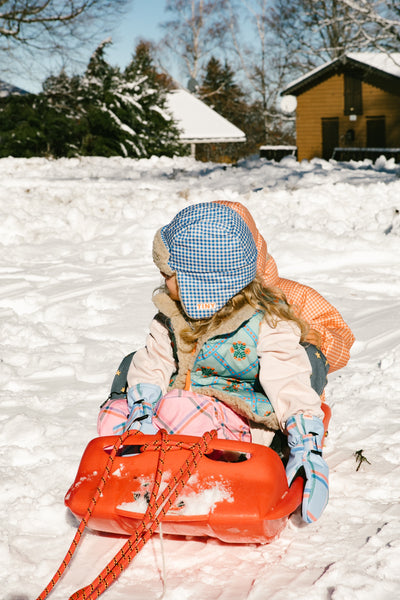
xmin=190 ymin=311 xmax=275 ymax=419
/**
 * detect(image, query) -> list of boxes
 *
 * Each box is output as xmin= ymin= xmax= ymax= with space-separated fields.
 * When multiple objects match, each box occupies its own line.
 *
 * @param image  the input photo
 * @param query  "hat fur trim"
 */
xmin=152 ymin=228 xmax=174 ymax=276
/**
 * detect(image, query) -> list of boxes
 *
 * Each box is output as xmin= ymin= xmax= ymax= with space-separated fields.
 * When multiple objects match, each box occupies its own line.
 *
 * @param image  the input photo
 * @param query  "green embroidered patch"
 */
xmin=230 ymin=341 xmax=251 ymax=360
xmin=197 ymin=366 xmax=218 ymax=377
xmin=223 ymin=379 xmax=241 ymax=392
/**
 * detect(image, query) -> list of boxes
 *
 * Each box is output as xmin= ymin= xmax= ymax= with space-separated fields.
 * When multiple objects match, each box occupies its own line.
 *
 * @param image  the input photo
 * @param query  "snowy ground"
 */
xmin=1 ymin=154 xmax=399 ymax=600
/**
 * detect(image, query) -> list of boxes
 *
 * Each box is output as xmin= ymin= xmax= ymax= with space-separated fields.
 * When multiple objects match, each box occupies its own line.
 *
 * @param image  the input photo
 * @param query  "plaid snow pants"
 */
xmin=97 ymin=389 xmax=251 ymax=441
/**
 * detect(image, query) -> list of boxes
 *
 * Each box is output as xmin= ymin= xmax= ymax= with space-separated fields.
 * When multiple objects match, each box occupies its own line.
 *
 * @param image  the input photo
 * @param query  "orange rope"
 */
xmin=35 ymin=429 xmax=132 ymax=600
xmin=35 ymin=429 xmax=216 ymax=600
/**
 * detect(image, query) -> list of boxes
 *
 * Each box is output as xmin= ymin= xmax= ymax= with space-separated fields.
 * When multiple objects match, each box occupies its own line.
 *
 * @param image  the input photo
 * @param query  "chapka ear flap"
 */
xmin=152 ymin=228 xmax=174 ymax=276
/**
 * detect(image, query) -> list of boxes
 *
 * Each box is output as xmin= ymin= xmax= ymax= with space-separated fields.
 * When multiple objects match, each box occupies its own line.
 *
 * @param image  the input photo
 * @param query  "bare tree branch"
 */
xmin=0 ymin=0 xmax=130 ymax=88
xmin=160 ymin=0 xmax=229 ymax=81
xmin=0 ymin=0 xmax=128 ymax=56
xmin=338 ymin=0 xmax=400 ymax=49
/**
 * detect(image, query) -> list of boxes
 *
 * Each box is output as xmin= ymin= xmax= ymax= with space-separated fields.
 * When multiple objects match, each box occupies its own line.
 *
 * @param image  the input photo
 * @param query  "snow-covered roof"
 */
xmin=282 ymin=53 xmax=400 ymax=96
xmin=347 ymin=52 xmax=400 ymax=77
xmin=166 ymin=88 xmax=246 ymax=144
xmin=0 ymin=79 xmax=30 ymax=98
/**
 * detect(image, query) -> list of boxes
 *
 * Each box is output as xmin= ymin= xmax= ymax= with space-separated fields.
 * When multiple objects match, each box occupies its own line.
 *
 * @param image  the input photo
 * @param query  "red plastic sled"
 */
xmin=65 ymin=405 xmax=330 ymax=545
xmin=66 ymin=433 xmax=301 ymax=544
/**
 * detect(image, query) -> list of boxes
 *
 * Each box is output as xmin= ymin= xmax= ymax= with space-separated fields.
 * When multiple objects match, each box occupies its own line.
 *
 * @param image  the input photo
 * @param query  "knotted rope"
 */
xmin=35 ymin=428 xmax=216 ymax=600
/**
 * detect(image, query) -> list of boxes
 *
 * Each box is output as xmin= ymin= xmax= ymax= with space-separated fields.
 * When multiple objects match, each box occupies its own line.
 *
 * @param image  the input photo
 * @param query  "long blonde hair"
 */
xmin=175 ymin=276 xmax=309 ymax=348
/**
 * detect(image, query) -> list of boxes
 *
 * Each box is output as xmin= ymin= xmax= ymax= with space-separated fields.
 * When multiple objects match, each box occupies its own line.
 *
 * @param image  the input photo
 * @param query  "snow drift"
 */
xmin=0 ymin=154 xmax=399 ymax=599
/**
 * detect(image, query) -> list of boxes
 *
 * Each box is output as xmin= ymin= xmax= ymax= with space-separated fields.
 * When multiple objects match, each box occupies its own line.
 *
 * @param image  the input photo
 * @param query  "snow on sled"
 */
xmin=65 ymin=428 xmax=310 ymax=545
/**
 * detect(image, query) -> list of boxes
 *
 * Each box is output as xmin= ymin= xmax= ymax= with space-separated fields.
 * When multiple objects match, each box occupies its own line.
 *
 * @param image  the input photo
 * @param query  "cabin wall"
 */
xmin=362 ymin=82 xmax=400 ymax=147
xmin=296 ymin=75 xmax=342 ymax=161
xmin=295 ymin=75 xmax=400 ymax=161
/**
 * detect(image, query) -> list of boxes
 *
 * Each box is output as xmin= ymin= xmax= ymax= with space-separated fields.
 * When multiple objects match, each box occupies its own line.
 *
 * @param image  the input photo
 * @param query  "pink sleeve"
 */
xmin=127 ymin=318 xmax=176 ymax=395
xmin=258 ymin=320 xmax=324 ymax=430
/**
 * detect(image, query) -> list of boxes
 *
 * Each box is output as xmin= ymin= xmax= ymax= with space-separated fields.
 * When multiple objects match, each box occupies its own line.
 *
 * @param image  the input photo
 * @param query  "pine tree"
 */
xmin=79 ymin=39 xmax=184 ymax=158
xmin=0 ymin=94 xmax=47 ymax=157
xmin=42 ymin=70 xmax=83 ymax=119
xmin=79 ymin=39 xmax=126 ymax=156
xmin=0 ymin=39 xmax=185 ymax=159
xmin=197 ymin=56 xmax=253 ymax=162
xmin=41 ymin=70 xmax=86 ymax=156
xmin=199 ymin=57 xmax=245 ymax=124
xmin=121 ymin=41 xmax=185 ymax=158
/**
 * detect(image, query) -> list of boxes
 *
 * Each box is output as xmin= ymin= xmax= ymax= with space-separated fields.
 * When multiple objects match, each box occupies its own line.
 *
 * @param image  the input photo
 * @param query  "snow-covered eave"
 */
xmin=260 ymin=145 xmax=296 ymax=150
xmin=282 ymin=53 xmax=400 ymax=97
xmin=180 ymin=136 xmax=246 ymax=144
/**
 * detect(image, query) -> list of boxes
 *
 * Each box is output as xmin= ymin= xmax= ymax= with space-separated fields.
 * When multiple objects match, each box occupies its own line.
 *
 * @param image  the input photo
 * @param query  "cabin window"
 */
xmin=322 ymin=117 xmax=339 ymax=160
xmin=344 ymin=75 xmax=363 ymax=115
xmin=366 ymin=116 xmax=386 ymax=148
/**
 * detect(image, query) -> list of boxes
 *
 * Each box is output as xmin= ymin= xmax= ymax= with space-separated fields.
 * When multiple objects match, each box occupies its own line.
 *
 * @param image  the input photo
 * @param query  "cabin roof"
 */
xmin=0 ymin=79 xmax=30 ymax=98
xmin=166 ymin=88 xmax=246 ymax=144
xmin=282 ymin=53 xmax=400 ymax=97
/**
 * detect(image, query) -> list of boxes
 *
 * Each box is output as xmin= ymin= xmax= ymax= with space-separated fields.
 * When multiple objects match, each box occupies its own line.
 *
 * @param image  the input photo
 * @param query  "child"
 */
xmin=216 ymin=200 xmax=355 ymax=373
xmin=98 ymin=202 xmax=351 ymax=523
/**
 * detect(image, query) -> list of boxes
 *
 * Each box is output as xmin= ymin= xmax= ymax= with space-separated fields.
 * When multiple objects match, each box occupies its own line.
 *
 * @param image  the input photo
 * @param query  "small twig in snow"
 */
xmin=354 ymin=449 xmax=371 ymax=471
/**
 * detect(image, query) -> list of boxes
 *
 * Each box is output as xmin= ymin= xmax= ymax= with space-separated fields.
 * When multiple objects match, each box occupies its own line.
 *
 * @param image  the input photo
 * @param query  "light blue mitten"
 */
xmin=123 ymin=383 xmax=162 ymax=435
xmin=285 ymin=414 xmax=329 ymax=523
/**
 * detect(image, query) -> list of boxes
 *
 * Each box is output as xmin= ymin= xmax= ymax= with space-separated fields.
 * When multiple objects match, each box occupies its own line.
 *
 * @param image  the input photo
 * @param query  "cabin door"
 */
xmin=366 ymin=116 xmax=386 ymax=148
xmin=322 ymin=117 xmax=339 ymax=160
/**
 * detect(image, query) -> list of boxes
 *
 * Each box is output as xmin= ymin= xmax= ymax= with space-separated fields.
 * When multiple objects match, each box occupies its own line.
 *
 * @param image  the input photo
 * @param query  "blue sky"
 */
xmin=107 ymin=0 xmax=168 ymax=70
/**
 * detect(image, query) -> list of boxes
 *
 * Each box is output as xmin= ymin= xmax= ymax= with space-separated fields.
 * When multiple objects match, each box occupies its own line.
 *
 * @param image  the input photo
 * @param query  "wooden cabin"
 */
xmin=281 ymin=53 xmax=400 ymax=162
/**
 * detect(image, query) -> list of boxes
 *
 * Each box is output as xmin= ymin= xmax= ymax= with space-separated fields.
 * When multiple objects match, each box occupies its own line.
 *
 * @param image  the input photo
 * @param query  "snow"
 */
xmin=1 ymin=153 xmax=399 ymax=599
xmin=166 ymin=88 xmax=246 ymax=143
xmin=260 ymin=145 xmax=296 ymax=151
xmin=117 ymin=471 xmax=233 ymax=517
xmin=347 ymin=52 xmax=400 ymax=78
xmin=0 ymin=79 xmax=30 ymax=97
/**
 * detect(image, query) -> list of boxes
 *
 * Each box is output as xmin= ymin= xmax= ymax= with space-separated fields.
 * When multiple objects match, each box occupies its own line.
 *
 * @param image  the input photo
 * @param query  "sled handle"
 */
xmin=264 ymin=475 xmax=304 ymax=520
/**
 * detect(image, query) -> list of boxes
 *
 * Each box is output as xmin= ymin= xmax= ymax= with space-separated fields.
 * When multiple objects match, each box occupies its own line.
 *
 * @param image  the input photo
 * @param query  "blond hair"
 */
xmin=175 ymin=276 xmax=309 ymax=348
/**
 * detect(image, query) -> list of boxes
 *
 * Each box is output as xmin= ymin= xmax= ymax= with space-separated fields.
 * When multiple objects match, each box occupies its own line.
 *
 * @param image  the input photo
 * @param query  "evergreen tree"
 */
xmin=121 ymin=41 xmax=185 ymax=158
xmin=0 ymin=39 xmax=185 ymax=159
xmin=0 ymin=94 xmax=47 ymax=157
xmin=197 ymin=56 xmax=266 ymax=162
xmin=41 ymin=70 xmax=86 ymax=156
xmin=199 ymin=57 xmax=246 ymax=124
xmin=79 ymin=39 xmax=184 ymax=158
xmin=79 ymin=39 xmax=126 ymax=156
xmin=42 ymin=70 xmax=83 ymax=119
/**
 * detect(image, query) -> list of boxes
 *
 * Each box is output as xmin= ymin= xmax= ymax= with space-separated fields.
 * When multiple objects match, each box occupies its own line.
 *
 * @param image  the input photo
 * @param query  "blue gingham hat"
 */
xmin=153 ymin=202 xmax=257 ymax=319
